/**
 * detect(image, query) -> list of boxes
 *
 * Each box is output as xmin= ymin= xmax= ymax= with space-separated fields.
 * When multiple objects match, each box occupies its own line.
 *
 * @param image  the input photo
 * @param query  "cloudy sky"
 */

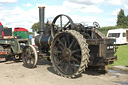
xmin=0 ymin=0 xmax=128 ymax=32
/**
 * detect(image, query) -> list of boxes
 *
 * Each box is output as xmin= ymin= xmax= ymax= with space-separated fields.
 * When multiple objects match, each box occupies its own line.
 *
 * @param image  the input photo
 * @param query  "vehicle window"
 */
xmin=108 ymin=33 xmax=120 ymax=38
xmin=123 ymin=33 xmax=126 ymax=37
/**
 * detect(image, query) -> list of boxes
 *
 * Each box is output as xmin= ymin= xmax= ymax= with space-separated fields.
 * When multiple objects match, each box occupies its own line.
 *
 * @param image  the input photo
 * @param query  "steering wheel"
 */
xmin=93 ymin=21 xmax=100 ymax=29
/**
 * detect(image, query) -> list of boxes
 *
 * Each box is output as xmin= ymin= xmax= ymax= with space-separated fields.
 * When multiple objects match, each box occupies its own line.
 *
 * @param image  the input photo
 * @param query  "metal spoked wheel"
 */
xmin=51 ymin=14 xmax=75 ymax=37
xmin=50 ymin=30 xmax=90 ymax=78
xmin=22 ymin=45 xmax=38 ymax=68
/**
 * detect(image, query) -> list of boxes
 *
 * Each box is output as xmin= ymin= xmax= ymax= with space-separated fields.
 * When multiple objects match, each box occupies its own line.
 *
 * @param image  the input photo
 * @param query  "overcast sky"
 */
xmin=0 ymin=0 xmax=128 ymax=32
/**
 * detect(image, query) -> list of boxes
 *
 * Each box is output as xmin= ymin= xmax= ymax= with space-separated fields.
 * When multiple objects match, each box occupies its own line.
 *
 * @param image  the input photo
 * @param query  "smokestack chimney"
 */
xmin=38 ymin=6 xmax=45 ymax=35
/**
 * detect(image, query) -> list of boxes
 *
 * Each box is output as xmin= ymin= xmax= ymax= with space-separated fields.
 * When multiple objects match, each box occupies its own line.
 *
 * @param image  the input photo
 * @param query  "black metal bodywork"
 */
xmin=77 ymin=26 xmax=117 ymax=66
xmin=35 ymin=7 xmax=117 ymax=67
xmin=30 ymin=6 xmax=118 ymax=78
xmin=87 ymin=39 xmax=117 ymax=66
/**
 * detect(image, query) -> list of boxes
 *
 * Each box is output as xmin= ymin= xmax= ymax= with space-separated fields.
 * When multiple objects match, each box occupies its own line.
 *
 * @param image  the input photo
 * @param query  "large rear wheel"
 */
xmin=50 ymin=30 xmax=90 ymax=78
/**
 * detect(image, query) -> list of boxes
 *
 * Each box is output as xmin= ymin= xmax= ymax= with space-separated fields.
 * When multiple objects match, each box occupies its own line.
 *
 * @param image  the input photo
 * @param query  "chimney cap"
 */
xmin=38 ymin=6 xmax=45 ymax=9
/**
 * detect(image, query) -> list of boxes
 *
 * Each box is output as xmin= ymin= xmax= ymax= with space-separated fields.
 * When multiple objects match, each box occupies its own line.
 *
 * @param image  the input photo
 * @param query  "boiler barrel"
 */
xmin=35 ymin=35 xmax=52 ymax=50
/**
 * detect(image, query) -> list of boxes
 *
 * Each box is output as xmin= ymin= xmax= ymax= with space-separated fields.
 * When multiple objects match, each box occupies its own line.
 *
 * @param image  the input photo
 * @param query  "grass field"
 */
xmin=109 ymin=45 xmax=128 ymax=67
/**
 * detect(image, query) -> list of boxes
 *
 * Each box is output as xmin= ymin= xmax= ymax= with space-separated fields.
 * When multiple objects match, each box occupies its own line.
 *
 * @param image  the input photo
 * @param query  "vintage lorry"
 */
xmin=0 ymin=22 xmax=31 ymax=61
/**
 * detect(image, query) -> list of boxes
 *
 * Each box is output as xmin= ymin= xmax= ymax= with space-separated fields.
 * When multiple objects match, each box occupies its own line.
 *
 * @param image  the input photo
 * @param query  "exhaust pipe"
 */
xmin=35 ymin=6 xmax=52 ymax=52
xmin=38 ymin=6 xmax=45 ymax=35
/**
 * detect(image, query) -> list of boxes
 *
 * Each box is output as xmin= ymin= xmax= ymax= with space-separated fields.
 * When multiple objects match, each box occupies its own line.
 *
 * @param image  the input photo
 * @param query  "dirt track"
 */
xmin=0 ymin=59 xmax=128 ymax=85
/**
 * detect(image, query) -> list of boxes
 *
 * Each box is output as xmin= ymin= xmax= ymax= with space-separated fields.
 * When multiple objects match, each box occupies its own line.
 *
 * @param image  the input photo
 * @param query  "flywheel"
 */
xmin=51 ymin=14 xmax=75 ymax=37
xmin=50 ymin=30 xmax=90 ymax=78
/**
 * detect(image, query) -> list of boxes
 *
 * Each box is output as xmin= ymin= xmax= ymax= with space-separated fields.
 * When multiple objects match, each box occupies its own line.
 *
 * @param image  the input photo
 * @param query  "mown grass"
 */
xmin=108 ymin=45 xmax=128 ymax=67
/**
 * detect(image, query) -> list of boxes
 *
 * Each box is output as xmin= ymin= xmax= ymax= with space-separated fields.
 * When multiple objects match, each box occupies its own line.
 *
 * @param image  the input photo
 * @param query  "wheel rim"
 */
xmin=52 ymin=33 xmax=82 ymax=75
xmin=14 ymin=55 xmax=20 ymax=60
xmin=22 ymin=45 xmax=37 ymax=68
xmin=51 ymin=14 xmax=75 ymax=37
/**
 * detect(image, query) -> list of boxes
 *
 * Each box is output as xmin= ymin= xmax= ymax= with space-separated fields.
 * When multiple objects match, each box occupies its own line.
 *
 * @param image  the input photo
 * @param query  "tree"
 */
xmin=31 ymin=22 xmax=46 ymax=32
xmin=31 ymin=22 xmax=40 ymax=32
xmin=125 ymin=15 xmax=128 ymax=26
xmin=117 ymin=9 xmax=125 ymax=26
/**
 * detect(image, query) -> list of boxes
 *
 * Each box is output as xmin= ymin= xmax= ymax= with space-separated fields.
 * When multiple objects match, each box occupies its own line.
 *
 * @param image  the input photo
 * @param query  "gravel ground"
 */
xmin=0 ymin=59 xmax=128 ymax=85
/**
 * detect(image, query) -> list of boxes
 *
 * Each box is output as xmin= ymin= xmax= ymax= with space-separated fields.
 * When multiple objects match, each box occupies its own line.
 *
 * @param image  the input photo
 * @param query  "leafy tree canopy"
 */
xmin=117 ymin=9 xmax=128 ymax=27
xmin=31 ymin=22 xmax=46 ymax=32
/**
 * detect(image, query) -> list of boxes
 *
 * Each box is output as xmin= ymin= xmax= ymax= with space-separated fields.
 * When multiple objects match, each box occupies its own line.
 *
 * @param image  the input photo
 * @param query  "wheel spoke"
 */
xmin=66 ymin=34 xmax=70 ymax=47
xmin=24 ymin=56 xmax=28 ymax=62
xmin=65 ymin=64 xmax=69 ymax=74
xmin=63 ymin=21 xmax=70 ymax=28
xmin=71 ymin=56 xmax=80 ymax=63
xmin=72 ymin=41 xmax=77 ymax=49
xmin=62 ymin=60 xmax=66 ymax=69
xmin=24 ymin=52 xmax=28 ymax=57
xmin=72 ymin=49 xmax=81 ymax=54
xmin=75 ymin=54 xmax=81 ymax=58
xmin=57 ymin=38 xmax=65 ymax=47
xmin=57 ymin=58 xmax=65 ymax=66
xmin=28 ymin=48 xmax=32 ymax=55
xmin=26 ymin=51 xmax=30 ymax=55
xmin=73 ymin=61 xmax=77 ymax=72
xmin=54 ymin=56 xmax=59 ymax=63
xmin=60 ymin=16 xmax=63 ymax=30
xmin=61 ymin=36 xmax=67 ymax=48
xmin=68 ymin=62 xmax=75 ymax=72
xmin=58 ymin=46 xmax=64 ymax=51
xmin=69 ymin=38 xmax=75 ymax=49
xmin=63 ymin=37 xmax=68 ymax=48
xmin=64 ymin=40 xmax=67 ymax=48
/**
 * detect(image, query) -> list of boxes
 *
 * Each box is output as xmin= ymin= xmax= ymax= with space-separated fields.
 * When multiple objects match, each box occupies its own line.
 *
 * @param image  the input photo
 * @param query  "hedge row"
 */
xmin=98 ymin=26 xmax=128 ymax=36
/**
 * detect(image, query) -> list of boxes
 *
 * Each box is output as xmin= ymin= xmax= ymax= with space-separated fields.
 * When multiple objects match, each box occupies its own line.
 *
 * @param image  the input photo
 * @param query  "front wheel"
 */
xmin=22 ymin=45 xmax=38 ymax=68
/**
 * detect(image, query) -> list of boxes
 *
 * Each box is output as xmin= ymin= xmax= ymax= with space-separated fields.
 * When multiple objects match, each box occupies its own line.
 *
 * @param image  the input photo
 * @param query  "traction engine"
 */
xmin=22 ymin=7 xmax=117 ymax=78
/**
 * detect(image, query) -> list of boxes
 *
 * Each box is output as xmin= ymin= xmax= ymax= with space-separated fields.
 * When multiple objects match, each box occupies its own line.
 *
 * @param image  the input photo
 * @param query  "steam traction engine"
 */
xmin=22 ymin=7 xmax=117 ymax=78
